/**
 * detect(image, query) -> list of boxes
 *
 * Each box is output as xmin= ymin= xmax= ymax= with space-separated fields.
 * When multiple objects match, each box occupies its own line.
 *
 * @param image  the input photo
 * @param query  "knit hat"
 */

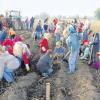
xmin=83 ymin=40 xmax=89 ymax=45
xmin=0 ymin=45 xmax=5 ymax=53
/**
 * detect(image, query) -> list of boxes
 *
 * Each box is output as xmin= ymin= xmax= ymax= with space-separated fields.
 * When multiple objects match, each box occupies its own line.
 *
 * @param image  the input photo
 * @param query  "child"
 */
xmin=13 ymin=42 xmax=31 ymax=71
xmin=39 ymin=33 xmax=51 ymax=54
xmin=0 ymin=27 xmax=8 ymax=44
xmin=8 ymin=28 xmax=16 ymax=39
xmin=2 ymin=35 xmax=22 ymax=55
xmin=53 ymin=41 xmax=65 ymax=59
xmin=36 ymin=50 xmax=53 ymax=77
xmin=35 ymin=20 xmax=42 ymax=41
xmin=80 ymin=40 xmax=89 ymax=60
xmin=0 ymin=45 xmax=20 ymax=83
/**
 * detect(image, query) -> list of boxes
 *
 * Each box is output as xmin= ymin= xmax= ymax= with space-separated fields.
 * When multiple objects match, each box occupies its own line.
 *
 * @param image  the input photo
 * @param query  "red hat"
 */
xmin=83 ymin=40 xmax=89 ymax=45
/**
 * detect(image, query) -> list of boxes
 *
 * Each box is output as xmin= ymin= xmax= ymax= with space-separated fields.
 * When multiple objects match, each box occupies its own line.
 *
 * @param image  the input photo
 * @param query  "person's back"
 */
xmin=36 ymin=24 xmax=42 ymax=33
xmin=37 ymin=54 xmax=51 ymax=72
xmin=37 ymin=50 xmax=53 ymax=77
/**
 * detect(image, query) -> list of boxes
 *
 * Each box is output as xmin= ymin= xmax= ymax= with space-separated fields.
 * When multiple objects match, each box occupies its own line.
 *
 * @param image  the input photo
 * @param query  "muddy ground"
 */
xmin=0 ymin=31 xmax=100 ymax=100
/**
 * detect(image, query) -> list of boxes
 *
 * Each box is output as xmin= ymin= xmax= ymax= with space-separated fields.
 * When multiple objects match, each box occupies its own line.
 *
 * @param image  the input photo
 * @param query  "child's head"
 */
xmin=0 ymin=45 xmax=5 ymax=54
xmin=83 ymin=40 xmax=89 ymax=46
xmin=56 ymin=41 xmax=61 ymax=48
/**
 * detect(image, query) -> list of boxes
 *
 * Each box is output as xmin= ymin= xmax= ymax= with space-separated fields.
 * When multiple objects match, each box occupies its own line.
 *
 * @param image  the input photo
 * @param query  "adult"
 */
xmin=66 ymin=25 xmax=80 ymax=74
xmin=30 ymin=17 xmax=34 ymax=30
xmin=90 ymin=33 xmax=99 ymax=65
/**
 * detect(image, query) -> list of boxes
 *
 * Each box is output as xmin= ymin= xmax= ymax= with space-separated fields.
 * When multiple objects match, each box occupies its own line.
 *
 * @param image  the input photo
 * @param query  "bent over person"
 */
xmin=36 ymin=50 xmax=53 ymax=78
xmin=0 ymin=45 xmax=20 ymax=83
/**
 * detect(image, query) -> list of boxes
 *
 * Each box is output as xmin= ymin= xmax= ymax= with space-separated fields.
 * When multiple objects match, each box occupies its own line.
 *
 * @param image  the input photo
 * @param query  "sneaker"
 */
xmin=67 ymin=71 xmax=75 ymax=74
xmin=42 ymin=73 xmax=49 ymax=78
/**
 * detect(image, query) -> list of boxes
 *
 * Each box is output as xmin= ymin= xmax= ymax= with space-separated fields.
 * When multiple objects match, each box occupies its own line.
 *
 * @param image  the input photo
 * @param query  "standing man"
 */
xmin=66 ymin=25 xmax=80 ymax=74
xmin=43 ymin=17 xmax=48 ymax=33
xmin=30 ymin=17 xmax=34 ymax=31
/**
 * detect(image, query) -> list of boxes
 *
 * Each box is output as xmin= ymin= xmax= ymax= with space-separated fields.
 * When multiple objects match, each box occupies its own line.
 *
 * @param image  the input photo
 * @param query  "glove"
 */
xmin=41 ymin=46 xmax=46 ymax=52
xmin=25 ymin=64 xmax=30 ymax=71
xmin=2 ymin=46 xmax=6 ymax=51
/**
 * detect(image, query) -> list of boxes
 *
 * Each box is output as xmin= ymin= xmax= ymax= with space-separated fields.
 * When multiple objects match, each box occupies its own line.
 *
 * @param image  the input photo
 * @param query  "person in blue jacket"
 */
xmin=0 ymin=28 xmax=8 ymax=44
xmin=35 ymin=20 xmax=43 ymax=40
xmin=43 ymin=17 xmax=48 ymax=33
xmin=91 ymin=33 xmax=100 ymax=64
xmin=83 ymin=28 xmax=88 ymax=41
xmin=66 ymin=25 xmax=80 ymax=74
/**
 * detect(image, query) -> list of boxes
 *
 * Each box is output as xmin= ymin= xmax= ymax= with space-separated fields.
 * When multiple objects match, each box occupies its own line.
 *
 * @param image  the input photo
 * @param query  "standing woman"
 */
xmin=66 ymin=25 xmax=80 ymax=74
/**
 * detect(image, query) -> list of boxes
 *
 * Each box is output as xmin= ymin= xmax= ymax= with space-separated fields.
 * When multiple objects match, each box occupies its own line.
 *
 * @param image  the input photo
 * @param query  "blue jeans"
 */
xmin=3 ymin=66 xmax=14 ymax=83
xmin=69 ymin=49 xmax=79 ymax=73
xmin=42 ymin=68 xmax=53 ymax=77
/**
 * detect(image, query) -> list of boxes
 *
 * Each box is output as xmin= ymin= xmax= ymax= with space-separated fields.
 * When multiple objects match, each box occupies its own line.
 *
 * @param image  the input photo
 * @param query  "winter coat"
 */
xmin=66 ymin=32 xmax=80 ymax=52
xmin=0 ymin=52 xmax=20 ymax=80
xmin=37 ymin=53 xmax=52 ymax=73
xmin=54 ymin=46 xmax=65 ymax=55
xmin=39 ymin=37 xmax=49 ymax=53
xmin=13 ymin=42 xmax=31 ymax=65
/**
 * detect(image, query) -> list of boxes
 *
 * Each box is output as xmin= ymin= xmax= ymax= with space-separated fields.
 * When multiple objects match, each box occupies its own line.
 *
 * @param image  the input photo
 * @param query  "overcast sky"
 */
xmin=0 ymin=0 xmax=100 ymax=17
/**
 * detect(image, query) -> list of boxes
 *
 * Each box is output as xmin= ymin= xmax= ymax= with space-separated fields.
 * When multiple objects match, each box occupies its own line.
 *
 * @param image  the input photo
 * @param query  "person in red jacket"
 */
xmin=2 ymin=38 xmax=14 ymax=54
xmin=39 ymin=33 xmax=51 ymax=54
xmin=53 ymin=17 xmax=58 ymax=33
xmin=53 ymin=17 xmax=58 ymax=26
xmin=2 ymin=35 xmax=22 ymax=55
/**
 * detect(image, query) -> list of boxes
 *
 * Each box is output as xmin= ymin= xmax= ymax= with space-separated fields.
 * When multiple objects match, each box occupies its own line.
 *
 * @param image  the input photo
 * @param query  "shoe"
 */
xmin=42 ymin=73 xmax=49 ymax=78
xmin=67 ymin=71 xmax=75 ymax=74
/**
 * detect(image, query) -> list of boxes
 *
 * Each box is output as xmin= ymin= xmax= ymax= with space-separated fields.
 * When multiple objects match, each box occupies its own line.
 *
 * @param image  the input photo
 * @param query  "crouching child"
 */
xmin=13 ymin=42 xmax=31 ymax=71
xmin=53 ymin=41 xmax=66 ymax=60
xmin=80 ymin=40 xmax=89 ymax=60
xmin=0 ymin=46 xmax=20 ymax=83
xmin=36 ymin=50 xmax=53 ymax=78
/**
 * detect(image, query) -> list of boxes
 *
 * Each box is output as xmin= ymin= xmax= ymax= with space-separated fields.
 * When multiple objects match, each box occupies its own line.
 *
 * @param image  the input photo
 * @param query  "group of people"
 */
xmin=0 ymin=14 xmax=100 ymax=84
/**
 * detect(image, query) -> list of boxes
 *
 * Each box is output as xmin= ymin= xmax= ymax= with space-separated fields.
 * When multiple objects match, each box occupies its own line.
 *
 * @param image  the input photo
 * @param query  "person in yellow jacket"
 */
xmin=8 ymin=28 xmax=16 ymax=39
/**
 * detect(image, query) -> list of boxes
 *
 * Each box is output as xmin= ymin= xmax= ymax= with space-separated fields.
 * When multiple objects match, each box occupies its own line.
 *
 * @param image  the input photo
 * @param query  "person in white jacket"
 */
xmin=0 ymin=45 xmax=20 ymax=83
